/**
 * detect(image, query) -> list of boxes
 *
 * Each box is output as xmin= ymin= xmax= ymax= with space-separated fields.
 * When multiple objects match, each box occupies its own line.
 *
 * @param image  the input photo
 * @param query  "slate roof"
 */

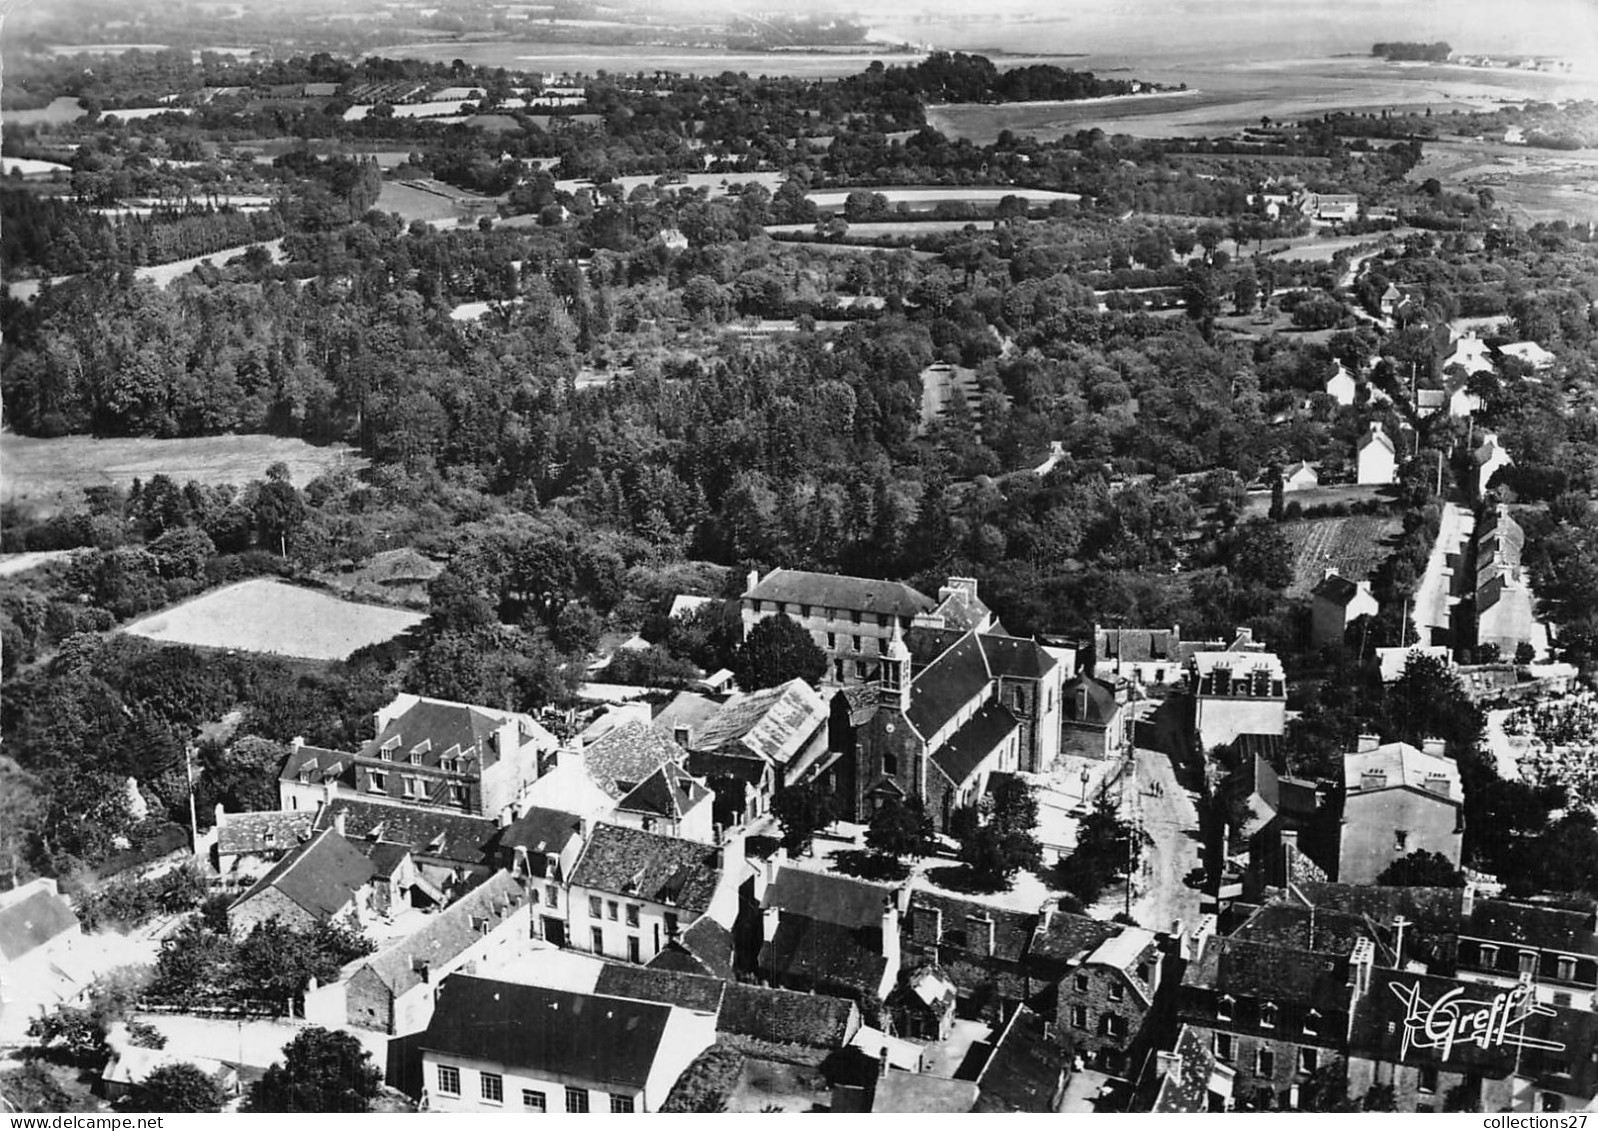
xmin=745 ymin=568 xmax=934 ymax=620
xmin=1187 ymin=934 xmax=1349 ymax=1012
xmin=1312 ymin=572 xmax=1362 ymax=604
xmin=1358 ymin=423 xmax=1395 ymax=453
xmin=593 ymin=964 xmax=727 ymax=1014
xmin=311 ymin=798 xmax=498 ymax=868
xmin=1296 ymin=882 xmax=1465 ymax=931
xmin=718 ymin=982 xmax=861 ymax=1047
xmin=231 ymin=828 xmax=374 ymax=922
xmin=1062 ymin=674 xmax=1120 ymax=725
xmin=1232 ymin=903 xmax=1378 ymax=956
xmin=216 ymin=810 xmax=314 ymax=857
xmin=973 ymin=1005 xmax=1067 ymax=1113
xmin=0 ymin=888 xmax=78 ymax=961
xmin=279 ymin=742 xmax=353 ymax=788
xmin=908 ymin=892 xmax=1036 ymax=963
xmin=420 ymin=976 xmax=672 ymax=1091
xmin=499 ymin=805 xmax=583 ymax=858
xmin=1152 ymin=1023 xmax=1216 ymax=1113
xmin=687 ymin=679 xmax=826 ymax=766
xmin=1344 ymin=740 xmax=1461 ymax=801
xmin=355 ymin=873 xmax=528 ymax=997
xmin=764 ymin=867 xmax=891 ymax=930
xmin=684 ymin=749 xmax=772 ymax=791
xmin=762 ymin=915 xmax=887 ymax=997
xmin=1096 ymin=626 xmax=1179 ymax=663
xmin=569 ymin=823 xmax=720 ymax=913
xmin=931 ymin=701 xmax=1019 ymax=786
xmin=931 ymin=583 xmax=991 ymax=632
xmin=366 ymin=841 xmax=412 ymax=877
xmin=1349 ymin=969 xmax=1598 ymax=1097
xmin=1027 ymin=909 xmax=1120 ymax=965
xmin=582 ymin=721 xmax=687 ymax=799
xmin=1465 ymin=900 xmax=1598 ymax=956
xmin=978 ymin=633 xmax=1055 ymax=679
xmin=651 ymin=690 xmax=725 ymax=742
xmin=646 ymin=915 xmax=736 ymax=981
xmin=617 ymin=762 xmax=711 ymax=821
xmin=365 ymin=696 xmax=544 ymax=772
xmin=907 ymin=633 xmax=989 ymax=737
xmin=904 ymin=626 xmax=967 ymax=669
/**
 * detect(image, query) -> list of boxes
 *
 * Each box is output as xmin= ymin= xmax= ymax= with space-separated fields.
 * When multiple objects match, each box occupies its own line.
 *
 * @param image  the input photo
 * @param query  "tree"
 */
xmin=1228 ymin=519 xmax=1295 ymax=590
xmin=27 ymin=1003 xmax=107 ymax=1065
xmin=1361 ymin=1084 xmax=1398 ymax=1112
xmin=730 ymin=613 xmax=826 ymax=691
xmin=1375 ymin=849 xmax=1465 ymax=887
xmin=772 ymin=780 xmax=837 ymax=857
xmin=135 ymin=1063 xmax=225 ymax=1113
xmin=1057 ymin=796 xmax=1133 ymax=904
xmin=866 ymin=795 xmax=934 ymax=860
xmin=957 ymin=778 xmax=1043 ymax=890
xmin=247 ymin=1027 xmax=382 ymax=1113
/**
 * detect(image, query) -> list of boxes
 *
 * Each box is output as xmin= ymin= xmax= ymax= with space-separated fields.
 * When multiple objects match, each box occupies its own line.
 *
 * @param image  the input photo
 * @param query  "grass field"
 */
xmin=1275 ymin=512 xmax=1405 ymax=598
xmin=806 ymin=186 xmax=1078 ymax=211
xmin=767 ymin=219 xmax=996 ymax=236
xmin=122 ymin=578 xmax=426 ymax=661
xmin=1 ymin=431 xmax=363 ymax=515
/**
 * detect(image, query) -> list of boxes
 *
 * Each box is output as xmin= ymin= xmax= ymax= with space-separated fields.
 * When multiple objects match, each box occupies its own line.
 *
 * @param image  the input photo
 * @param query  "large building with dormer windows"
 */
xmin=279 ymin=694 xmax=558 ymax=819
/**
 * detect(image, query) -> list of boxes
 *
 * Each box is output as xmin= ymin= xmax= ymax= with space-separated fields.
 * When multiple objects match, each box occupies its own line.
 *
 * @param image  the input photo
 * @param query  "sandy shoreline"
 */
xmin=931 ymin=87 xmax=1201 ymax=112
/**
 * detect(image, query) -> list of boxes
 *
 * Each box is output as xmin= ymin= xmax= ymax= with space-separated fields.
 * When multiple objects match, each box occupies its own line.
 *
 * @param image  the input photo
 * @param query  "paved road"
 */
xmin=1096 ymin=738 xmax=1204 ymax=936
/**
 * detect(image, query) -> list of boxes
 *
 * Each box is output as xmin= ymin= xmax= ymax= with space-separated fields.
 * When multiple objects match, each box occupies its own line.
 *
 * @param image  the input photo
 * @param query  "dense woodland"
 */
xmin=3 ymin=40 xmax=1598 ymax=906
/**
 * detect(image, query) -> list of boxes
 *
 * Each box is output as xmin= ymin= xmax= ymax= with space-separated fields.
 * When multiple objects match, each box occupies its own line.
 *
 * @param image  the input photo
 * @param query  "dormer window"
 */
xmin=409 ymin=751 xmax=422 ymax=765
xmin=1217 ymin=994 xmax=1234 ymax=1022
xmin=1260 ymin=1001 xmax=1278 ymax=1029
xmin=379 ymin=749 xmax=394 ymax=762
xmin=382 ymin=736 xmax=401 ymax=752
xmin=1304 ymin=1009 xmax=1321 ymax=1038
xmin=263 ymin=830 xmax=276 ymax=846
xmin=1480 ymin=944 xmax=1500 ymax=969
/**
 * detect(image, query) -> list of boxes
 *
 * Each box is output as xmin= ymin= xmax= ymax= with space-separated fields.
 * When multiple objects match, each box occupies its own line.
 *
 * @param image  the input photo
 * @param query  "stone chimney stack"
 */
xmin=333 ymin=809 xmax=347 ymax=838
xmin=745 ymin=568 xmax=761 ymax=595
xmin=881 ymin=897 xmax=902 ymax=970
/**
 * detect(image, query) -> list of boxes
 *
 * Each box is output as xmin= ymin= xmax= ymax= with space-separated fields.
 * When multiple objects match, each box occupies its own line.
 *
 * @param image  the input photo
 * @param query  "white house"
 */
xmin=1324 ymin=363 xmax=1357 ymax=407
xmin=1282 ymin=461 xmax=1319 ymax=492
xmin=1499 ymin=341 xmax=1555 ymax=371
xmin=417 ymin=975 xmax=716 ymax=1113
xmin=1474 ymin=431 xmax=1514 ymax=499
xmin=1356 ymin=422 xmax=1397 ymax=486
xmin=565 ymin=823 xmax=731 ymax=964
xmin=1443 ymin=332 xmax=1496 ymax=376
xmin=1310 ymin=569 xmax=1380 ymax=648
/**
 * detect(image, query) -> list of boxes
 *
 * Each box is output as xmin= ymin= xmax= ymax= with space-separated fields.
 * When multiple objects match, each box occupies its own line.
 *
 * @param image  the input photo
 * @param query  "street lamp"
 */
xmin=1080 ymin=768 xmax=1091 ymax=806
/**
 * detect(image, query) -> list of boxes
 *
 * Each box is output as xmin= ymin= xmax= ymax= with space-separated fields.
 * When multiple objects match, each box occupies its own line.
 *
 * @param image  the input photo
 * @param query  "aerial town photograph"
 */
xmin=1 ymin=0 xmax=1598 ymax=1116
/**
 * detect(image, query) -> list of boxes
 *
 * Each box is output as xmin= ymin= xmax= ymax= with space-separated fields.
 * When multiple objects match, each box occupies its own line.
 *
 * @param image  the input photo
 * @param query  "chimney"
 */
xmin=1421 ymin=738 xmax=1447 ymax=758
xmin=1349 ymin=936 xmax=1375 ymax=999
xmin=292 ymin=735 xmax=305 ymax=750
xmin=321 ymin=779 xmax=337 ymax=811
xmin=498 ymin=806 xmax=513 ymax=829
xmin=1357 ymin=734 xmax=1381 ymax=754
xmin=881 ymin=897 xmax=901 ymax=971
xmin=1393 ymin=915 xmax=1410 ymax=970
xmin=1323 ymin=567 xmax=1340 ymax=581
xmin=878 ymin=1047 xmax=890 ymax=1079
xmin=334 ymin=809 xmax=347 ymax=838
xmin=1155 ymin=1050 xmax=1182 ymax=1082
xmin=765 ymin=847 xmax=787 ymax=889
xmin=512 ymin=845 xmax=530 ymax=877
xmin=895 ymin=883 xmax=911 ymax=916
xmin=745 ymin=568 xmax=761 ymax=595
xmin=763 ymin=902 xmax=781 ymax=945
xmin=1462 ymin=883 xmax=1475 ymax=919
xmin=214 ymin=802 xmax=226 ymax=827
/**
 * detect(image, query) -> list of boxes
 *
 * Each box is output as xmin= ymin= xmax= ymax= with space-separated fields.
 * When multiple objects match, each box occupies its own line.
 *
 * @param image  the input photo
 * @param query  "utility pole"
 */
xmin=185 ymin=741 xmax=200 ymax=856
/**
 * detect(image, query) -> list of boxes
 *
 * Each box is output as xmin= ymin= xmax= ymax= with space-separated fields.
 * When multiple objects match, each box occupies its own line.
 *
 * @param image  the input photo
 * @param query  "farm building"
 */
xmin=1281 ymin=461 xmax=1319 ymax=492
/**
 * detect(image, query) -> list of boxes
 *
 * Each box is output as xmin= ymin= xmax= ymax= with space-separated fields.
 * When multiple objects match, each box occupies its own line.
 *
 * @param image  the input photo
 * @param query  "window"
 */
xmin=449 ymin=783 xmax=466 ymax=804
xmin=855 ymin=661 xmax=867 ymax=680
xmin=827 ymin=632 xmax=837 ymax=649
xmin=1419 ymin=1067 xmax=1438 ymax=1095
xmin=1137 ymin=962 xmax=1151 ymax=984
xmin=851 ymin=610 xmax=862 ymax=625
xmin=607 ymin=901 xmax=619 ymax=921
xmin=437 ymin=1065 xmax=461 ymax=1095
xmin=546 ymin=885 xmax=559 ymax=907
xmin=878 ymin=613 xmax=891 ymax=629
xmin=1072 ymin=1005 xmax=1088 ymax=1029
xmin=1103 ymin=1014 xmax=1126 ymax=1039
xmin=626 ymin=904 xmax=640 ymax=927
xmin=589 ymin=896 xmax=603 ymax=918
xmin=610 ymin=1095 xmax=635 ymax=1113
xmin=1217 ymin=994 xmax=1234 ymax=1022
xmin=523 ymin=1090 xmax=546 ymax=1111
xmin=1299 ymin=1049 xmax=1319 ymax=1074
xmin=591 ymin=927 xmax=604 ymax=955
xmin=799 ymin=604 xmax=810 ymax=618
xmin=369 ymin=771 xmax=387 ymax=791
xmin=852 ymin=635 xmax=862 ymax=653
xmin=1215 ymin=1034 xmax=1234 ymax=1062
xmin=883 ymin=752 xmax=898 ymax=776
xmin=404 ymin=776 xmax=422 ymax=798
xmin=775 ymin=602 xmax=786 ymax=615
xmin=834 ymin=660 xmax=845 ymax=681
xmin=1520 ymin=951 xmax=1539 ymax=977
xmin=480 ymin=1073 xmax=503 ymax=1104
xmin=1557 ymin=957 xmax=1577 ymax=982
xmin=1304 ymin=1009 xmax=1320 ymax=1038
xmin=1394 ymin=830 xmax=1408 ymax=852
xmin=1555 ymin=992 xmax=1572 ymax=1007
xmin=409 ymin=750 xmax=422 ymax=765
xmin=627 ymin=936 xmax=641 ymax=963
xmin=380 ymin=748 xmax=394 ymax=762
xmin=1109 ymin=982 xmax=1125 ymax=1002
xmin=1542 ymin=1094 xmax=1565 ymax=1113
xmin=262 ymin=830 xmax=276 ymax=847
xmin=665 ymin=912 xmax=679 ymax=937
xmin=1075 ymin=974 xmax=1089 ymax=992
xmin=1260 ymin=1002 xmax=1277 ymax=1030
xmin=565 ymin=1087 xmax=590 ymax=1113
xmin=1258 ymin=1049 xmax=1275 ymax=1077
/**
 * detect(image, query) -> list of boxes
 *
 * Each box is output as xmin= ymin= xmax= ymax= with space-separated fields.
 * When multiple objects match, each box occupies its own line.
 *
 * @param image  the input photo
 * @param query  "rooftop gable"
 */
xmin=232 ymin=827 xmax=374 ymax=922
xmin=745 ymin=568 xmax=934 ymax=620
xmin=569 ymin=823 xmax=720 ymax=913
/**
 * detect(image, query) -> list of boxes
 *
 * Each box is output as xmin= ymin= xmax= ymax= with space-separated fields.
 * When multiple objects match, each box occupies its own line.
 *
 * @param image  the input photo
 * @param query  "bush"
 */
xmin=662 ymin=1043 xmax=745 ymax=1112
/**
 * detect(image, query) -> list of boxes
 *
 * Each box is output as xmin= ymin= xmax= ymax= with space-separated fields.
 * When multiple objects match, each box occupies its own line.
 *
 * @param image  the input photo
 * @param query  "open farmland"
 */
xmin=1274 ymin=512 xmax=1404 ymax=598
xmin=806 ymin=186 xmax=1079 ymax=211
xmin=766 ymin=219 xmax=996 ymax=237
xmin=1 ymin=431 xmax=362 ymax=515
xmin=122 ymin=578 xmax=426 ymax=661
